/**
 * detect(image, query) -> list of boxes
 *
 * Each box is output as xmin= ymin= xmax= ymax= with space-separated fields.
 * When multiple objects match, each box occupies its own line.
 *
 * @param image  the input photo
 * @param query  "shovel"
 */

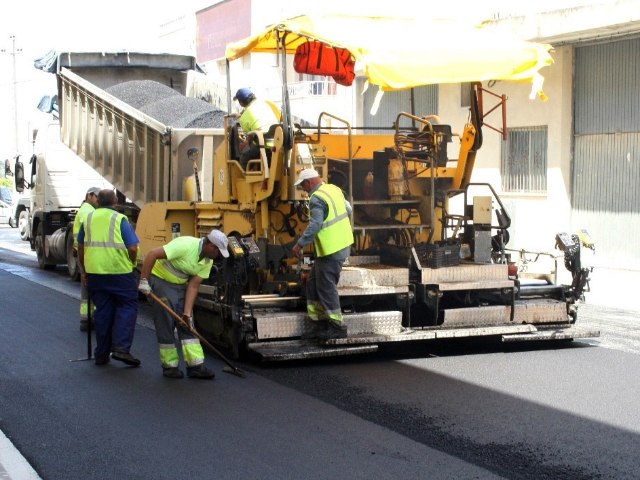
xmin=148 ymin=291 xmax=246 ymax=379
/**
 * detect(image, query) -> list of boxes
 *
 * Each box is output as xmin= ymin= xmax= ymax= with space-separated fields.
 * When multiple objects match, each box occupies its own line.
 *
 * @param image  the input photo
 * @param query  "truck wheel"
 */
xmin=66 ymin=232 xmax=80 ymax=281
xmin=18 ymin=211 xmax=30 ymax=241
xmin=35 ymin=224 xmax=56 ymax=270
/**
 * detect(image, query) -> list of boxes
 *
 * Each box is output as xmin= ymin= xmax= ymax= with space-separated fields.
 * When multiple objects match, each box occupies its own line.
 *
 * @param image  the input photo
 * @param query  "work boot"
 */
xmin=111 ymin=351 xmax=141 ymax=367
xmin=163 ymin=367 xmax=184 ymax=379
xmin=187 ymin=364 xmax=215 ymax=379
xmin=301 ymin=320 xmax=328 ymax=340
xmin=317 ymin=320 xmax=348 ymax=341
xmin=95 ymin=357 xmax=110 ymax=366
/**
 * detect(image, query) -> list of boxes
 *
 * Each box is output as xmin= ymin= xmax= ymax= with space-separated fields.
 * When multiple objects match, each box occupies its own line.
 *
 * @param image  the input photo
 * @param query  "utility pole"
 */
xmin=2 ymin=36 xmax=22 ymax=158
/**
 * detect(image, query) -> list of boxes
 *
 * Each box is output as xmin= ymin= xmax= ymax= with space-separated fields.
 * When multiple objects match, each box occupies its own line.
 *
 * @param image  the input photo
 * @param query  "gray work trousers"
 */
xmin=148 ymin=276 xmax=205 ymax=368
xmin=305 ymin=256 xmax=345 ymax=323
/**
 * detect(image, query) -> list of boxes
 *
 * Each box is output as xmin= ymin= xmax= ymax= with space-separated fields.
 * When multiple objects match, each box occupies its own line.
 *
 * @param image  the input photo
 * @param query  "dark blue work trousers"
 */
xmin=87 ymin=272 xmax=138 ymax=361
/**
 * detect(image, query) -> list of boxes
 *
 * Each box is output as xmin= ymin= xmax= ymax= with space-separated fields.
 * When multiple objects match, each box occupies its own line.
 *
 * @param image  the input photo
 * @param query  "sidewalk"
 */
xmin=0 ymin=430 xmax=40 ymax=480
xmin=582 ymin=267 xmax=640 ymax=312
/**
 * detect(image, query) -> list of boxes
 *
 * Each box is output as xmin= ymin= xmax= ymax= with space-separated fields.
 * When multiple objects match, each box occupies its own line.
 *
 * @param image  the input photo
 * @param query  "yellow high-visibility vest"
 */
xmin=311 ymin=184 xmax=353 ymax=257
xmin=84 ymin=209 xmax=134 ymax=274
xmin=151 ymin=237 xmax=212 ymax=285
xmin=73 ymin=202 xmax=95 ymax=250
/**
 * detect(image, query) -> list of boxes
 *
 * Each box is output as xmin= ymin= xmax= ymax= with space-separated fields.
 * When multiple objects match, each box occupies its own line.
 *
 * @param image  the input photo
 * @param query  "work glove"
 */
xmin=182 ymin=314 xmax=195 ymax=330
xmin=138 ymin=278 xmax=152 ymax=295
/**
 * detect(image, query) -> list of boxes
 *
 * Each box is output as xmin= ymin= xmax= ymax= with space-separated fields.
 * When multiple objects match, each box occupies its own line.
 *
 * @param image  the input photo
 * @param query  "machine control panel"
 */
xmin=228 ymin=236 xmax=245 ymax=258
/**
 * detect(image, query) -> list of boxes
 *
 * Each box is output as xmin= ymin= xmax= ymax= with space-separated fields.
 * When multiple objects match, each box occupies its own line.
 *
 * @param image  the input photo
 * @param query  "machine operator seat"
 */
xmin=246 ymin=123 xmax=280 ymax=170
xmin=228 ymin=123 xmax=242 ymax=161
xmin=262 ymin=123 xmax=280 ymax=165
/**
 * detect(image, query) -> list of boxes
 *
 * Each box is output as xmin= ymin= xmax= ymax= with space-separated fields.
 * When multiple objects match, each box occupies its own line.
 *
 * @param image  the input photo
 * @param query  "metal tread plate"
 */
xmin=247 ymin=340 xmax=378 ymax=361
xmin=421 ymin=263 xmax=508 ymax=284
xmin=324 ymin=324 xmax=537 ymax=345
xmin=255 ymin=311 xmax=403 ymax=340
xmin=511 ymin=298 xmax=569 ymax=324
xmin=338 ymin=264 xmax=409 ymax=288
xmin=338 ymin=285 xmax=409 ymax=295
xmin=437 ymin=280 xmax=514 ymax=291
xmin=442 ymin=305 xmax=510 ymax=327
xmin=502 ymin=326 xmax=600 ymax=342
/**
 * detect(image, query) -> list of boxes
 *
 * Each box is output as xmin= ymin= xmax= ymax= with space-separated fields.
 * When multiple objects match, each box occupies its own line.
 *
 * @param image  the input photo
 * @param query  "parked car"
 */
xmin=0 ymin=186 xmax=16 ymax=227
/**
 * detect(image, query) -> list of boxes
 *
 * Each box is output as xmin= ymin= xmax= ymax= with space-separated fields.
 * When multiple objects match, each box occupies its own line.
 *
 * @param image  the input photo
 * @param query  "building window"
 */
xmin=242 ymin=54 xmax=251 ymax=70
xmin=501 ymin=126 xmax=548 ymax=193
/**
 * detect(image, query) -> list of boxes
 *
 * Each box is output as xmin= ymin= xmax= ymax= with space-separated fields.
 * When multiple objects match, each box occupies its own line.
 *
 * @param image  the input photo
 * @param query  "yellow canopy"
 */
xmin=226 ymin=14 xmax=553 ymax=98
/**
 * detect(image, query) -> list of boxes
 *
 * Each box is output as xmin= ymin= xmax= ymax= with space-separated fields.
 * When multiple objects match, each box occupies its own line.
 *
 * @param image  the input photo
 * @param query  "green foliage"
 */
xmin=0 ymin=178 xmax=13 ymax=189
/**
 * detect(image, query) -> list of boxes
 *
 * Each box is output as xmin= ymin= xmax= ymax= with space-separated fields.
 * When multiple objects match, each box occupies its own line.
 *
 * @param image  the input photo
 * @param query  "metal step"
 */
xmin=439 ymin=299 xmax=570 ymax=328
xmin=442 ymin=305 xmax=511 ymax=327
xmin=511 ymin=298 xmax=569 ymax=324
xmin=421 ymin=263 xmax=508 ymax=284
xmin=247 ymin=340 xmax=378 ymax=361
xmin=324 ymin=324 xmax=537 ymax=345
xmin=339 ymin=264 xmax=408 ymax=287
xmin=502 ymin=325 xmax=600 ymax=342
xmin=438 ymin=280 xmax=513 ymax=291
xmin=254 ymin=311 xmax=403 ymax=340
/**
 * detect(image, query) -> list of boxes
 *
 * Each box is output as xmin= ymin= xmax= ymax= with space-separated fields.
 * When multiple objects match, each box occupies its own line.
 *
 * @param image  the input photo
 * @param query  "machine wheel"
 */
xmin=18 ymin=211 xmax=30 ymax=241
xmin=9 ymin=216 xmax=16 ymax=228
xmin=66 ymin=232 xmax=80 ymax=281
xmin=35 ymin=223 xmax=56 ymax=270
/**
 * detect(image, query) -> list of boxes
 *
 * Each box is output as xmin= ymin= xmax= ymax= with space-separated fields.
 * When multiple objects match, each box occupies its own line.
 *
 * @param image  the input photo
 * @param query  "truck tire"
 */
xmin=66 ymin=231 xmax=80 ymax=281
xmin=18 ymin=211 xmax=30 ymax=241
xmin=35 ymin=223 xmax=56 ymax=270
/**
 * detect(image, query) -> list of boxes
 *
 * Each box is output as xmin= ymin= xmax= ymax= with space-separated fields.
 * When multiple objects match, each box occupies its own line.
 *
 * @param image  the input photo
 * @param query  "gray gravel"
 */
xmin=106 ymin=79 xmax=226 ymax=128
xmin=106 ymin=80 xmax=179 ymax=109
xmin=184 ymin=109 xmax=228 ymax=129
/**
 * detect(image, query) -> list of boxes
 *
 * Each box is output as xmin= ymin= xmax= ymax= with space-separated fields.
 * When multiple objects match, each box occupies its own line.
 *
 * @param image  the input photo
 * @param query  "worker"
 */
xmin=291 ymin=168 xmax=354 ymax=340
xmin=137 ymin=230 xmax=230 ymax=379
xmin=73 ymin=186 xmax=100 ymax=332
xmin=233 ymin=87 xmax=279 ymax=169
xmin=78 ymin=189 xmax=140 ymax=367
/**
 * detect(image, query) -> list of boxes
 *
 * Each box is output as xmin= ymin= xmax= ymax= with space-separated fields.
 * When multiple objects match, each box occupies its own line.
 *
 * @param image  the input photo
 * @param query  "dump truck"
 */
xmin=50 ymin=16 xmax=598 ymax=361
xmin=14 ymin=51 xmax=225 ymax=279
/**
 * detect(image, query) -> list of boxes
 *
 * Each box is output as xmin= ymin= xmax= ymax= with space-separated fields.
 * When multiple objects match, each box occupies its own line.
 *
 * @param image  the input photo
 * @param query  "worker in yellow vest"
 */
xmin=78 ymin=189 xmax=140 ymax=367
xmin=234 ymin=87 xmax=279 ymax=169
xmin=291 ymin=168 xmax=354 ymax=340
xmin=137 ymin=230 xmax=230 ymax=379
xmin=73 ymin=186 xmax=100 ymax=332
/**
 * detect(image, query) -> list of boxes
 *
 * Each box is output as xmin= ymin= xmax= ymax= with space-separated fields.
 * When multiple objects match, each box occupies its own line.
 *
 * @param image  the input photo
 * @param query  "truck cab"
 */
xmin=15 ymin=117 xmax=114 ymax=276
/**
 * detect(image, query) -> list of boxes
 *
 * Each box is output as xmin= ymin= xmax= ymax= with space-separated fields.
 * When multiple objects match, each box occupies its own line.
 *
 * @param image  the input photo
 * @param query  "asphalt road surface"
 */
xmin=1 ymin=225 xmax=639 ymax=479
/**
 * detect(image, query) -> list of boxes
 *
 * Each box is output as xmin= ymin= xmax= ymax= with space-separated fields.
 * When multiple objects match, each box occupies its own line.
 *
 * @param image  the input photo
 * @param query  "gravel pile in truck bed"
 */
xmin=106 ymin=80 xmax=179 ymax=109
xmin=105 ymin=80 xmax=226 ymax=128
xmin=184 ymin=110 xmax=227 ymax=129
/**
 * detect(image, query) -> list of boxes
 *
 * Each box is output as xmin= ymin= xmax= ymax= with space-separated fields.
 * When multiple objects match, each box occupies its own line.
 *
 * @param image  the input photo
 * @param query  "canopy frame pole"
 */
xmin=277 ymin=31 xmax=293 ymax=159
xmin=225 ymin=59 xmax=232 ymax=113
